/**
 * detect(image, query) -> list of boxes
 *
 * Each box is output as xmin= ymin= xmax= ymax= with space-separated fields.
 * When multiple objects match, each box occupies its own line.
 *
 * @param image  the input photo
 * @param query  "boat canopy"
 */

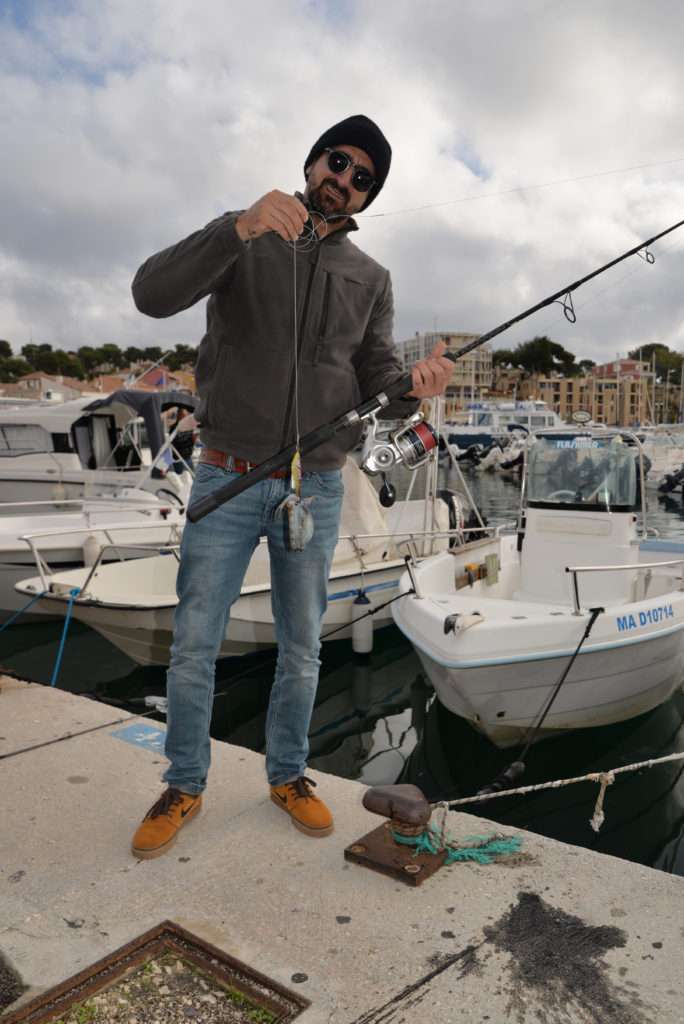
xmin=82 ymin=390 xmax=196 ymax=459
xmin=0 ymin=389 xmax=196 ymax=460
xmin=526 ymin=432 xmax=638 ymax=511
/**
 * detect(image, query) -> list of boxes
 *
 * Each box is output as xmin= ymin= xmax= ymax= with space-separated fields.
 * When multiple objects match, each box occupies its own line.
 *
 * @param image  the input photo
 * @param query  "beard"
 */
xmin=308 ymin=178 xmax=352 ymax=219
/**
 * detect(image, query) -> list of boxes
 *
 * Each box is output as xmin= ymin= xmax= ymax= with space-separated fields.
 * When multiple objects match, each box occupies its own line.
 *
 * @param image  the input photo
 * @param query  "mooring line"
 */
xmin=443 ymin=751 xmax=684 ymax=832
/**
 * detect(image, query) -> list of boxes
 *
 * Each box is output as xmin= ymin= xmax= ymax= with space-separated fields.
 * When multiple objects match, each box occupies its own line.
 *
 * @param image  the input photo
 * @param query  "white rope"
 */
xmin=437 ymin=751 xmax=684 ymax=833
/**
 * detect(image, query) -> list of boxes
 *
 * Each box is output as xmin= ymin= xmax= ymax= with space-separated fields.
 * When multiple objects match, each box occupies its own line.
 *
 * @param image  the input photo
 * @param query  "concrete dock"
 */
xmin=1 ymin=674 xmax=683 ymax=1023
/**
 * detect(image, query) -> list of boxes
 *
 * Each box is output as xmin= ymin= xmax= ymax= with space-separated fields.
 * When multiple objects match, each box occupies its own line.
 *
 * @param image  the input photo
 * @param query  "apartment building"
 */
xmin=520 ymin=358 xmax=652 ymax=425
xmin=396 ymin=332 xmax=492 ymax=416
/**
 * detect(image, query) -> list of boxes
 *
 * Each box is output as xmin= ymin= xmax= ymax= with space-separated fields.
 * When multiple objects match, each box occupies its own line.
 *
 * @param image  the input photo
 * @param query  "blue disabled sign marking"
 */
xmin=111 ymin=723 xmax=166 ymax=751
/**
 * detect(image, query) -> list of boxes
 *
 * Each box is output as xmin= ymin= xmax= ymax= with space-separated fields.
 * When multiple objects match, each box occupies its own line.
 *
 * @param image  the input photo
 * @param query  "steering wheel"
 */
xmin=547 ymin=489 xmax=577 ymax=500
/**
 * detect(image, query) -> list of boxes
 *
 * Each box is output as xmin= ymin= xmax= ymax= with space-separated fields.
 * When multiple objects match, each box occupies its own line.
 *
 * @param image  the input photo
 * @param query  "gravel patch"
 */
xmin=48 ymin=953 xmax=276 ymax=1024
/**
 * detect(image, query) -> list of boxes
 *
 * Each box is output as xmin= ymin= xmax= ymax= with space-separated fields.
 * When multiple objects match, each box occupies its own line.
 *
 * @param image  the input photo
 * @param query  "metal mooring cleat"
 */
xmin=344 ymin=784 xmax=447 ymax=886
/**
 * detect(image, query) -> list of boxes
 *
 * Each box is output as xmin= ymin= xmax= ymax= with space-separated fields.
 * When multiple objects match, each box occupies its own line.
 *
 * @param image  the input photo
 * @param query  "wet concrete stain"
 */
xmin=347 ymin=890 xmax=654 ymax=1024
xmin=483 ymin=891 xmax=651 ymax=1023
xmin=66 ymin=775 xmax=89 ymax=784
xmin=0 ymin=952 xmax=26 ymax=1011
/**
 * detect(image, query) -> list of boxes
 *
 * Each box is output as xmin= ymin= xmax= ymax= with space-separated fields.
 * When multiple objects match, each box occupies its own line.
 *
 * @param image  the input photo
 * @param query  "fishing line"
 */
xmin=278 ymin=202 xmax=350 ymax=473
xmin=361 ymin=155 xmax=684 ymax=219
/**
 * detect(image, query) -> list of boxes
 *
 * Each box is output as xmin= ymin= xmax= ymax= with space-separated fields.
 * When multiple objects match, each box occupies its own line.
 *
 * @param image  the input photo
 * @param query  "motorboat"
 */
xmin=391 ymin=427 xmax=684 ymax=747
xmin=444 ymin=400 xmax=564 ymax=448
xmin=15 ymin=457 xmax=472 ymax=665
xmin=0 ymin=492 xmax=184 ymax=619
xmin=635 ymin=425 xmax=684 ymax=490
xmin=0 ymin=389 xmax=196 ymax=507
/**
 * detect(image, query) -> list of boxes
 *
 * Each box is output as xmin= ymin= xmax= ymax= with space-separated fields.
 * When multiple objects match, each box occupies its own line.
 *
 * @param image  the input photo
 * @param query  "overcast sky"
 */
xmin=2 ymin=0 xmax=684 ymax=365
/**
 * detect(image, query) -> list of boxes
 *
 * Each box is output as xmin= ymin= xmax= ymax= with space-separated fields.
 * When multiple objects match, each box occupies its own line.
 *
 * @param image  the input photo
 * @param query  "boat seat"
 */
xmin=515 ymin=508 xmax=638 ymax=608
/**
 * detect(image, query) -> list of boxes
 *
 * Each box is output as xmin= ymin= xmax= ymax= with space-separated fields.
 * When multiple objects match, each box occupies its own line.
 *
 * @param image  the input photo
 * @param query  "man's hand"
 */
xmin=407 ymin=340 xmax=454 ymax=398
xmin=235 ymin=191 xmax=309 ymax=243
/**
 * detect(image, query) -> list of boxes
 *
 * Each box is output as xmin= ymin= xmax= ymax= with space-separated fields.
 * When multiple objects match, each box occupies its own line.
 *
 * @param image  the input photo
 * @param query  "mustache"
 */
xmin=321 ymin=178 xmax=350 ymax=203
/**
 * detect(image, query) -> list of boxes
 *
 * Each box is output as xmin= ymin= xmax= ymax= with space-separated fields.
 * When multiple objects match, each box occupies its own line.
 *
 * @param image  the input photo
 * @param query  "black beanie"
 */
xmin=303 ymin=114 xmax=391 ymax=210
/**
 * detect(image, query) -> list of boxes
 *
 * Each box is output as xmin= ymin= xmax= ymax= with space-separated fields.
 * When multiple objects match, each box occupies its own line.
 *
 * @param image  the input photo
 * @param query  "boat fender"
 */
xmin=437 ymin=489 xmax=463 ymax=547
xmin=82 ymin=534 xmax=101 ymax=567
xmin=351 ymin=591 xmax=373 ymax=654
xmin=443 ymin=611 xmax=484 ymax=635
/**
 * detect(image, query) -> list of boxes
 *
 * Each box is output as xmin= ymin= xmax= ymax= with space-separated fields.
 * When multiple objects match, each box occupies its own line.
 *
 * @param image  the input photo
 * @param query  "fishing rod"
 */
xmin=187 ymin=215 xmax=684 ymax=523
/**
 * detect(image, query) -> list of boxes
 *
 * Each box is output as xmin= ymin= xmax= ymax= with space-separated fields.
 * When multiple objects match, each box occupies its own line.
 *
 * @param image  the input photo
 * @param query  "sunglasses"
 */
xmin=324 ymin=148 xmax=375 ymax=193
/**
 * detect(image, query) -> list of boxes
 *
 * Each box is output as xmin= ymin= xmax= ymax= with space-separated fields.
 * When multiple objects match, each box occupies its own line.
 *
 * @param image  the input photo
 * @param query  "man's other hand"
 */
xmin=236 ymin=191 xmax=309 ymax=243
xmin=408 ymin=340 xmax=454 ymax=398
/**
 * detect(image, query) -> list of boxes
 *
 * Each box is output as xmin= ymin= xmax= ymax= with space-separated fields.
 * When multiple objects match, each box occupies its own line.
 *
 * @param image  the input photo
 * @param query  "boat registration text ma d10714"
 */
xmin=616 ymin=605 xmax=675 ymax=632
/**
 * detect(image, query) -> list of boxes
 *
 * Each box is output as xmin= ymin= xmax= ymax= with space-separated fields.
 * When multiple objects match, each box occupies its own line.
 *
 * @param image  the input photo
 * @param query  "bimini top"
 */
xmin=0 ymin=389 xmax=196 ymax=460
xmin=525 ymin=429 xmax=639 ymax=512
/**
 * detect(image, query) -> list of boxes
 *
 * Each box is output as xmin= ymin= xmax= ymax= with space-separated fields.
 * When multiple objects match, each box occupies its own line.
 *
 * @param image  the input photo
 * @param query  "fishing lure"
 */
xmin=276 ymin=449 xmax=315 ymax=551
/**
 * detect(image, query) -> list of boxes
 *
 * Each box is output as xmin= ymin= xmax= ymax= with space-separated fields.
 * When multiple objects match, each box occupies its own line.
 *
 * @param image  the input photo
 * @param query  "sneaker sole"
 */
xmin=131 ymin=800 xmax=201 ymax=860
xmin=270 ymin=793 xmax=334 ymax=838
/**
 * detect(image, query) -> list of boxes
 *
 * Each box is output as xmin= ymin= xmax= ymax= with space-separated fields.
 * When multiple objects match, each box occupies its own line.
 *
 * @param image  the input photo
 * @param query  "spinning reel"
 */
xmin=360 ymin=411 xmax=439 ymax=507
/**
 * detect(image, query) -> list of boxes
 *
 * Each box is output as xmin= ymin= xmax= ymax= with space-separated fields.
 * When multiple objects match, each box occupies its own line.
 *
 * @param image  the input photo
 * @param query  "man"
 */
xmin=130 ymin=114 xmax=453 ymax=859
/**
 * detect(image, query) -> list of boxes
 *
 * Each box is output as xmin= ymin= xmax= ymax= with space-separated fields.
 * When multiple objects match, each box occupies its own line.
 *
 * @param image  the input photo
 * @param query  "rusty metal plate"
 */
xmin=3 ymin=920 xmax=309 ymax=1023
xmin=344 ymin=821 xmax=447 ymax=886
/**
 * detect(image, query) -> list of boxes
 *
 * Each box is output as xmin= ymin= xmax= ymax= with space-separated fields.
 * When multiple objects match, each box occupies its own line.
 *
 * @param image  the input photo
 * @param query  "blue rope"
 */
xmin=0 ymin=591 xmax=48 ymax=634
xmin=391 ymin=824 xmax=522 ymax=865
xmin=50 ymin=589 xmax=80 ymax=688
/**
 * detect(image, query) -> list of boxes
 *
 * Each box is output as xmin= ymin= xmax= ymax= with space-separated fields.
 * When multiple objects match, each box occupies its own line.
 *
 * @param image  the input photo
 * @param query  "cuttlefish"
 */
xmin=275 ymin=450 xmax=315 ymax=551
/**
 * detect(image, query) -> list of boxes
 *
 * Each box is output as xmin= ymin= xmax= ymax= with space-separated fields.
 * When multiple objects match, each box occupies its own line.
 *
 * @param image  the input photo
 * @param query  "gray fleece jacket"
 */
xmin=132 ymin=211 xmax=417 ymax=470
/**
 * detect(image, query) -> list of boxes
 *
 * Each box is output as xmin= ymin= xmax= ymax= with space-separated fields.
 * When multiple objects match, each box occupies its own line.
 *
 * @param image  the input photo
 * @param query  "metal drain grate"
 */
xmin=4 ymin=920 xmax=310 ymax=1023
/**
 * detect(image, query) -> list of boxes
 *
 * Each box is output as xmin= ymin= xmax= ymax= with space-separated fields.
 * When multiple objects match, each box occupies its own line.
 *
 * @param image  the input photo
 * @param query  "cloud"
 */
xmin=1 ymin=0 xmax=684 ymax=364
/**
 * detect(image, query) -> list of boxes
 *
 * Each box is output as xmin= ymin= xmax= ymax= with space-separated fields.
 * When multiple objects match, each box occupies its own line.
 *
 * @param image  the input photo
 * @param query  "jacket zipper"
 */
xmin=312 ymin=272 xmax=331 ymax=367
xmin=279 ymin=245 xmax=322 ymax=450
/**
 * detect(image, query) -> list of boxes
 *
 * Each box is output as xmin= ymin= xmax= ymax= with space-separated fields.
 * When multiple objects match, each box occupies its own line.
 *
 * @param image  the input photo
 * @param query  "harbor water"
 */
xmin=2 ymin=461 xmax=683 ymax=877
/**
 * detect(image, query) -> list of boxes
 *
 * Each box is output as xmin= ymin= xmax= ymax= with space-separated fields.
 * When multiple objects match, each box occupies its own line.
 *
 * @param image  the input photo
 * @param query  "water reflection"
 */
xmin=401 ymin=680 xmax=684 ymax=873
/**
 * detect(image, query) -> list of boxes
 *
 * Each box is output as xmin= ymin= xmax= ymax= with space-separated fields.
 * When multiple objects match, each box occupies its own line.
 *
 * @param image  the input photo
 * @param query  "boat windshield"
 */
xmin=526 ymin=434 xmax=637 ymax=510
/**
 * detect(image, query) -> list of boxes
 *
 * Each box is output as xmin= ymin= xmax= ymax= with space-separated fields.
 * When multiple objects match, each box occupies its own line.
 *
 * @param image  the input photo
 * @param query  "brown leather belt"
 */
xmin=198 ymin=447 xmax=288 ymax=479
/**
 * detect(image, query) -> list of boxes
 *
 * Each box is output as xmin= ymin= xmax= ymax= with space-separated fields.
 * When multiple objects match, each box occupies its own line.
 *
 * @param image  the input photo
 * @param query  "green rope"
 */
xmin=391 ymin=824 xmax=522 ymax=865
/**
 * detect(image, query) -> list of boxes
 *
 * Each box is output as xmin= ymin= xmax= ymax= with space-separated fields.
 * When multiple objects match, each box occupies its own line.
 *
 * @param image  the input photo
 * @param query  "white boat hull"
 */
xmin=411 ymin=626 xmax=684 ymax=747
xmin=13 ymin=460 xmax=457 ymax=664
xmin=0 ymin=466 xmax=189 ymax=506
xmin=20 ymin=562 xmax=406 ymax=665
xmin=392 ymin=529 xmax=684 ymax=748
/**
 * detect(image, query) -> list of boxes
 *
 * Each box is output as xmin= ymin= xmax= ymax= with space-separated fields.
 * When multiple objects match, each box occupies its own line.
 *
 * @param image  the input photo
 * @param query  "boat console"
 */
xmin=517 ymin=431 xmax=641 ymax=607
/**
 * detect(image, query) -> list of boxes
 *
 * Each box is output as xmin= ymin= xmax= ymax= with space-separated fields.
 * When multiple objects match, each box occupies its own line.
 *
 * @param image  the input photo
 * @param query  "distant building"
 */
xmin=7 ymin=372 xmax=94 ymax=402
xmin=520 ymin=358 xmax=652 ymax=425
xmin=396 ymin=332 xmax=492 ymax=416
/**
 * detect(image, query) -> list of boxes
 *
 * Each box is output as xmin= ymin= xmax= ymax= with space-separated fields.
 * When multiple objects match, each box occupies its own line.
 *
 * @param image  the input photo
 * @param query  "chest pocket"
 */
xmin=312 ymin=271 xmax=374 ymax=367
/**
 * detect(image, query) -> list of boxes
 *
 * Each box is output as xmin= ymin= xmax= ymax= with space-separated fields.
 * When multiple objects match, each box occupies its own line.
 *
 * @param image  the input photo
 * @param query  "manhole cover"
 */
xmin=3 ymin=921 xmax=309 ymax=1023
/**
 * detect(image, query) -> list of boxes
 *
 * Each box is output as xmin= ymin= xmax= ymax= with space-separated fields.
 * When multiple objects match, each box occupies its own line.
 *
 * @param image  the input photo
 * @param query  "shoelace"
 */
xmin=145 ymin=787 xmax=185 ymax=820
xmin=287 ymin=777 xmax=317 ymax=802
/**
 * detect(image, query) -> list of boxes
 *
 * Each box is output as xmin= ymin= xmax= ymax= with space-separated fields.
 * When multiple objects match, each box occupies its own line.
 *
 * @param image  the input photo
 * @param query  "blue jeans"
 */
xmin=163 ymin=463 xmax=344 ymax=793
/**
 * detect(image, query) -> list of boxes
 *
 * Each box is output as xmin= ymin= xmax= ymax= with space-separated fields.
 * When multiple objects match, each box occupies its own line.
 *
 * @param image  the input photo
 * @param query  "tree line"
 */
xmin=493 ymin=336 xmax=683 ymax=382
xmin=0 ymin=341 xmax=197 ymax=383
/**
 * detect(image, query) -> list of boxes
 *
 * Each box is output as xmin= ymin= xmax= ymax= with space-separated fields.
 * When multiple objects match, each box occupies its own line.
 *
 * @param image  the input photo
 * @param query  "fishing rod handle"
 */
xmin=186 ymin=370 xmax=424 ymax=523
xmin=187 ymin=422 xmax=337 ymax=522
xmin=185 ymin=442 xmax=296 ymax=522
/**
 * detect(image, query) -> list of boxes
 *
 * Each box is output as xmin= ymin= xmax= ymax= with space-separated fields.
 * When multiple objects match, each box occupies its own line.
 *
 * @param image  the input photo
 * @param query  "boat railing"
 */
xmin=0 ymin=497 xmax=179 ymax=511
xmin=565 ymin=558 xmax=684 ymax=615
xmin=19 ymin=517 xmax=186 ymax=594
xmin=19 ymin=522 xmax=507 ymax=600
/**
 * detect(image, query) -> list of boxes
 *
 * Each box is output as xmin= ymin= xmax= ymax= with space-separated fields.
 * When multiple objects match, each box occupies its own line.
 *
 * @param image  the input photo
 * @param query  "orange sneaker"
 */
xmin=131 ymin=787 xmax=202 ymax=860
xmin=270 ymin=777 xmax=334 ymax=837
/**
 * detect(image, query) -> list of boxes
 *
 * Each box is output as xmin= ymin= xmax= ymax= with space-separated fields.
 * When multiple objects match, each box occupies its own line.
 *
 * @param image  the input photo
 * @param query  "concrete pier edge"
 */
xmin=1 ymin=675 xmax=683 ymax=1023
